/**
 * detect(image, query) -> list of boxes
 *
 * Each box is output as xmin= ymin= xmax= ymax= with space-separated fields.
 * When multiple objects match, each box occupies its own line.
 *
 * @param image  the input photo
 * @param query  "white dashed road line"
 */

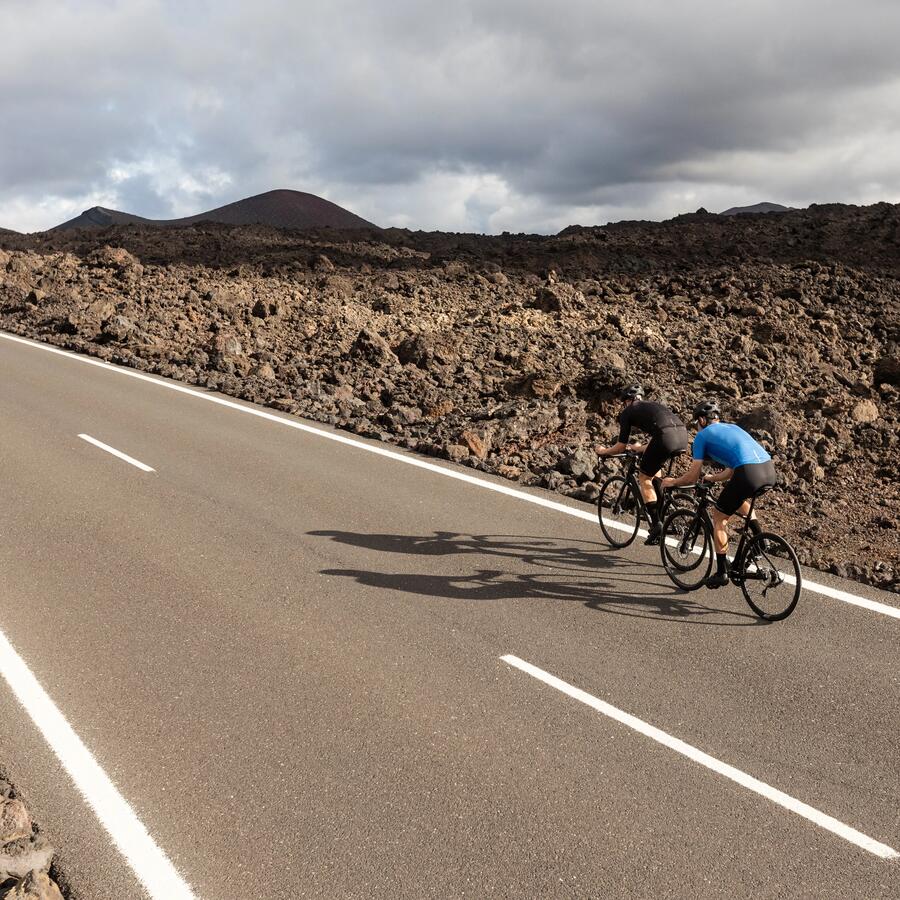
xmin=78 ymin=433 xmax=155 ymax=472
xmin=501 ymin=654 xmax=899 ymax=860
xmin=0 ymin=629 xmax=197 ymax=898
xmin=4 ymin=331 xmax=895 ymax=621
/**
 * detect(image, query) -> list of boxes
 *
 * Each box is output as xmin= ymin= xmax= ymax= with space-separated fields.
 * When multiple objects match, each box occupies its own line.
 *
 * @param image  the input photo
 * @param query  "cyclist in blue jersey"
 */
xmin=662 ymin=400 xmax=777 ymax=588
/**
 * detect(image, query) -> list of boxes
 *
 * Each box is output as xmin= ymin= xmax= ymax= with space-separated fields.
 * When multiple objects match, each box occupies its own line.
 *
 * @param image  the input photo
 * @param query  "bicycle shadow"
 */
xmin=308 ymin=530 xmax=761 ymax=625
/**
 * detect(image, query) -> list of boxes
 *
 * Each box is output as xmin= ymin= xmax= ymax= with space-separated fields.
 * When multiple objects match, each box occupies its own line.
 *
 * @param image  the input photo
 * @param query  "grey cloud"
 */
xmin=111 ymin=174 xmax=178 ymax=220
xmin=1 ymin=0 xmax=900 ymax=231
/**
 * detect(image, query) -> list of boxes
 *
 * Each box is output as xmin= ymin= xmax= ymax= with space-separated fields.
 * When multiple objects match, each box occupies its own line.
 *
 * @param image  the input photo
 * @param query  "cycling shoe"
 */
xmin=705 ymin=571 xmax=730 ymax=589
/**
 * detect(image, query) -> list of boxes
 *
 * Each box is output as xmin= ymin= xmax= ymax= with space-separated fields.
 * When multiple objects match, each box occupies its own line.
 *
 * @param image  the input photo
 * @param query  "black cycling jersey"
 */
xmin=617 ymin=401 xmax=684 ymax=444
xmin=640 ymin=428 xmax=689 ymax=475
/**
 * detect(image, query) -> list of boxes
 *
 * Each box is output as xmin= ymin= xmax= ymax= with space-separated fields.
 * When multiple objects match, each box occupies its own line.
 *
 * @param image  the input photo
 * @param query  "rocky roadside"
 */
xmin=0 ymin=773 xmax=66 ymax=900
xmin=0 ymin=203 xmax=897 ymax=594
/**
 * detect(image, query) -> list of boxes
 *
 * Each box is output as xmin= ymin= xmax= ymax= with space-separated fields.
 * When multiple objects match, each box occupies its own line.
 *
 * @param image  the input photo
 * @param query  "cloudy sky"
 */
xmin=2 ymin=0 xmax=900 ymax=233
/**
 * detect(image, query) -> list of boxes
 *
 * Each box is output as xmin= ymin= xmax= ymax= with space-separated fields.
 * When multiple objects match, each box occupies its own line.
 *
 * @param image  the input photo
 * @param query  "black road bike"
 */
xmin=597 ymin=450 xmax=695 ymax=549
xmin=659 ymin=483 xmax=802 ymax=621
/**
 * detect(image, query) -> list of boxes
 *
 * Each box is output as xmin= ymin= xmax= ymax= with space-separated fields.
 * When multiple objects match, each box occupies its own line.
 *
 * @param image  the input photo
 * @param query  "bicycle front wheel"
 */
xmin=598 ymin=475 xmax=641 ymax=548
xmin=660 ymin=509 xmax=713 ymax=590
xmin=739 ymin=532 xmax=802 ymax=621
xmin=659 ymin=489 xmax=697 ymax=523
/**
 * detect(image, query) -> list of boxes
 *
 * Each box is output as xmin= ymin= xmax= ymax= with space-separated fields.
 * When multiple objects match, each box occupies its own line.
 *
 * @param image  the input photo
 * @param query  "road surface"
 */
xmin=1 ymin=332 xmax=898 ymax=899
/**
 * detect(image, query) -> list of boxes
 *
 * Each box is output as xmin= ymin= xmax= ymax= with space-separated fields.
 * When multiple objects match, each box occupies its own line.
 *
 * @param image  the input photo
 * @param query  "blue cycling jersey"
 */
xmin=692 ymin=422 xmax=771 ymax=469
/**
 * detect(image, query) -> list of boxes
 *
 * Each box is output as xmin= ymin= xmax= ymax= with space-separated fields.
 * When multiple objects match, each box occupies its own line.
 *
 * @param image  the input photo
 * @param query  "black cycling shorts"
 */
xmin=640 ymin=426 xmax=689 ymax=476
xmin=716 ymin=461 xmax=777 ymax=515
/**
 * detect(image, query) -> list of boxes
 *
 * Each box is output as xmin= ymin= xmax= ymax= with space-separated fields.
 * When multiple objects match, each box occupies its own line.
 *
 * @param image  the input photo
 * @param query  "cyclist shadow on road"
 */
xmin=308 ymin=530 xmax=759 ymax=625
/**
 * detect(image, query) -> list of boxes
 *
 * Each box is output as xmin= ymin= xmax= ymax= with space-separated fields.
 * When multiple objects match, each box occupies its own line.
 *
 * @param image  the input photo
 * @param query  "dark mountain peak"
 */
xmin=169 ymin=189 xmax=377 ymax=230
xmin=54 ymin=206 xmax=153 ymax=231
xmin=48 ymin=189 xmax=376 ymax=232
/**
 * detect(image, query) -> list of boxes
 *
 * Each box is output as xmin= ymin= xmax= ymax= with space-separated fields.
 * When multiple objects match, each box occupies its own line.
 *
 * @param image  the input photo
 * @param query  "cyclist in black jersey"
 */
xmin=596 ymin=384 xmax=689 ymax=544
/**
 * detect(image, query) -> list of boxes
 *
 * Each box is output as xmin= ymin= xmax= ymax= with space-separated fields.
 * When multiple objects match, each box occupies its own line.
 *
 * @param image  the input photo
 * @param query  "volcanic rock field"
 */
xmin=1 ymin=202 xmax=898 ymax=593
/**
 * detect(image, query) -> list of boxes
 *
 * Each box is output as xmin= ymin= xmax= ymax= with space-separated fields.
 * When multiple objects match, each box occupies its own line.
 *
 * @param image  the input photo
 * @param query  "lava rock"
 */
xmin=850 ymin=399 xmax=879 ymax=423
xmin=0 ymin=801 xmax=30 ymax=844
xmin=873 ymin=354 xmax=899 ymax=386
xmin=351 ymin=327 xmax=396 ymax=366
xmin=559 ymin=449 xmax=598 ymax=481
xmin=1 ymin=870 xmax=64 ymax=900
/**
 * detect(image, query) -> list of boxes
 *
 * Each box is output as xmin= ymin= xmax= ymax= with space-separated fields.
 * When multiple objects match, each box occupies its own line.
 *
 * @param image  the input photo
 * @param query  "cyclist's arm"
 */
xmin=703 ymin=467 xmax=733 ymax=483
xmin=629 ymin=442 xmax=648 ymax=454
xmin=662 ymin=459 xmax=703 ymax=488
xmin=596 ymin=440 xmax=627 ymax=457
xmin=597 ymin=410 xmax=632 ymax=457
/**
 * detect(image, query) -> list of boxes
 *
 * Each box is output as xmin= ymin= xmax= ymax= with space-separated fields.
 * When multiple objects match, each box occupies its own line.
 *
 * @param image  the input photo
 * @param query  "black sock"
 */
xmin=716 ymin=553 xmax=729 ymax=575
xmin=646 ymin=500 xmax=659 ymax=525
xmin=748 ymin=519 xmax=762 ymax=536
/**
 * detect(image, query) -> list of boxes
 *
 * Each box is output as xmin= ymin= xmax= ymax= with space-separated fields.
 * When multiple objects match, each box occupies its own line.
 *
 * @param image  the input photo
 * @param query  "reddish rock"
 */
xmin=460 ymin=430 xmax=489 ymax=459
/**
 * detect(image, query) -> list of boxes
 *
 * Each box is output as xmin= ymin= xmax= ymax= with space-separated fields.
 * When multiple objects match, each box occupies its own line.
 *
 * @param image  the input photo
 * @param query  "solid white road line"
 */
xmin=501 ymin=654 xmax=899 ymax=860
xmin=78 ymin=434 xmax=155 ymax=472
xmin=3 ymin=331 xmax=898 ymax=621
xmin=0 ymin=630 xmax=197 ymax=899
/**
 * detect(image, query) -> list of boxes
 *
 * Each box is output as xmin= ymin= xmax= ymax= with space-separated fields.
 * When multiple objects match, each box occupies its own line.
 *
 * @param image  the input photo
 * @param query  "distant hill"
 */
xmin=51 ymin=189 xmax=376 ymax=232
xmin=720 ymin=202 xmax=793 ymax=216
xmin=53 ymin=207 xmax=155 ymax=230
xmin=0 ymin=226 xmax=20 ymax=235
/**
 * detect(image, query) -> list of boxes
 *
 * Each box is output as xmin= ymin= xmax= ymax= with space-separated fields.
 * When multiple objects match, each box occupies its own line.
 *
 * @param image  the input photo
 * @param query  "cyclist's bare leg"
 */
xmin=712 ymin=499 xmax=755 ymax=553
xmin=737 ymin=499 xmax=765 ymax=542
xmin=711 ymin=507 xmax=731 ymax=555
xmin=639 ymin=468 xmax=665 ymax=540
xmin=740 ymin=499 xmax=761 ymax=528
xmin=637 ymin=470 xmax=660 ymax=504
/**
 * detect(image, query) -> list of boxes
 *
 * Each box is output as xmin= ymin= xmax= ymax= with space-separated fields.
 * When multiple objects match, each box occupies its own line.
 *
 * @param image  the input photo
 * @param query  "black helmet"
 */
xmin=619 ymin=383 xmax=644 ymax=402
xmin=692 ymin=399 xmax=720 ymax=422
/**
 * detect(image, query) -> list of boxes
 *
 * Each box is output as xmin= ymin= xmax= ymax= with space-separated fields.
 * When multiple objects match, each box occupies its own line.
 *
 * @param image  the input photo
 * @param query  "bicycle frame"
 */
xmin=604 ymin=451 xmax=689 ymax=526
xmin=611 ymin=452 xmax=652 ymax=525
xmin=660 ymin=477 xmax=800 ymax=618
xmin=676 ymin=486 xmax=775 ymax=587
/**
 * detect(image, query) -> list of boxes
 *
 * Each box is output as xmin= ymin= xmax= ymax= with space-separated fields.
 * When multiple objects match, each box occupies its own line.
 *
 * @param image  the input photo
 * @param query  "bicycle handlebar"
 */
xmin=672 ymin=482 xmax=714 ymax=494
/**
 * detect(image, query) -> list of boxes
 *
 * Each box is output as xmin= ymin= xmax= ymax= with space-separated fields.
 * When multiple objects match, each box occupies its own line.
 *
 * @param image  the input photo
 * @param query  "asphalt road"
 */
xmin=1 ymin=332 xmax=898 ymax=899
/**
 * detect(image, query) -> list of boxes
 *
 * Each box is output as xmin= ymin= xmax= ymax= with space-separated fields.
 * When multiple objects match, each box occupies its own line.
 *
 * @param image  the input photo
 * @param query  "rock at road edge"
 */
xmin=0 ymin=838 xmax=54 ymax=882
xmin=1 ymin=870 xmax=64 ymax=900
xmin=559 ymin=449 xmax=598 ymax=481
xmin=0 ymin=801 xmax=30 ymax=844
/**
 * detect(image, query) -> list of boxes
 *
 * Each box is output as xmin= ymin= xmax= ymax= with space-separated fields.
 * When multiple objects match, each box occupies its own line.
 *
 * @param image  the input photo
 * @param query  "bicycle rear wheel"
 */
xmin=739 ymin=532 xmax=801 ymax=621
xmin=660 ymin=509 xmax=713 ymax=590
xmin=598 ymin=475 xmax=641 ymax=548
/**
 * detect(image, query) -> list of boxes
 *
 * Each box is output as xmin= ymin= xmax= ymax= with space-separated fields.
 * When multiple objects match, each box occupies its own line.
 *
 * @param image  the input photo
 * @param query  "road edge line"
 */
xmin=0 ymin=629 xmax=197 ymax=899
